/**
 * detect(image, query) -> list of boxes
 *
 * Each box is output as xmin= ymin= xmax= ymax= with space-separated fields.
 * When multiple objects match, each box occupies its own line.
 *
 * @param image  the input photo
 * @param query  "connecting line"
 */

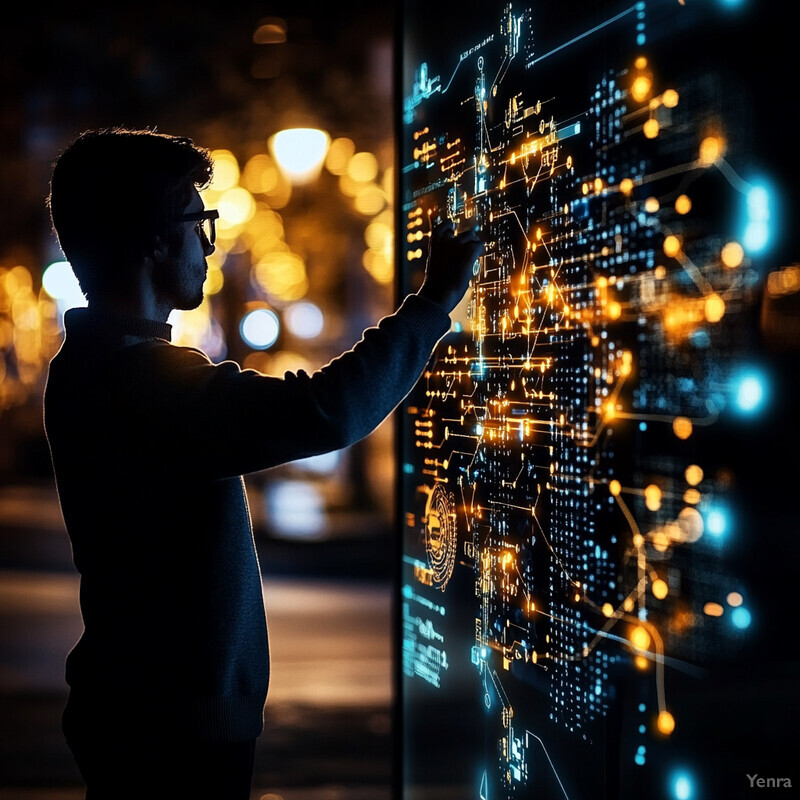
xmin=488 ymin=667 xmax=511 ymax=711
xmin=612 ymin=489 xmax=643 ymax=541
xmin=459 ymin=479 xmax=476 ymax=534
xmin=529 ymin=3 xmax=640 ymax=66
xmin=529 ymin=501 xmax=578 ymax=589
xmin=524 ymin=730 xmax=571 ymax=799
xmin=715 ymin=156 xmax=754 ymax=195
xmin=612 ymin=410 xmax=719 ymax=428
xmin=441 ymin=60 xmax=464 ymax=95
xmin=492 ymin=53 xmax=512 ymax=92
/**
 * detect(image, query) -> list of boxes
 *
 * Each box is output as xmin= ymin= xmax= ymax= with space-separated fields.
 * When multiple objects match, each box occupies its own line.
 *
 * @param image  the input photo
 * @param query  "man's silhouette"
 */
xmin=43 ymin=126 xmax=482 ymax=798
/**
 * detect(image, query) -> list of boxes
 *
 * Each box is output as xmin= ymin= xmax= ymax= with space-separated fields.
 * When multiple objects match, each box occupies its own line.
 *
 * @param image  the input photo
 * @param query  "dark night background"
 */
xmin=0 ymin=2 xmax=798 ymax=799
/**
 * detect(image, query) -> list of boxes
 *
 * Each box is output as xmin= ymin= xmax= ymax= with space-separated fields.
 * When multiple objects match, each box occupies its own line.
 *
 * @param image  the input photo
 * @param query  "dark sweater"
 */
xmin=43 ymin=293 xmax=450 ymax=743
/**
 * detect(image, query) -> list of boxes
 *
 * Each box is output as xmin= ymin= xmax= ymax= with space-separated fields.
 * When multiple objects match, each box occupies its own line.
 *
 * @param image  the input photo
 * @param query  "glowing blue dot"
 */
xmin=706 ymin=509 xmax=727 ymax=538
xmin=634 ymin=753 xmax=646 ymax=766
xmin=267 ymin=479 xmax=324 ymax=538
xmin=742 ymin=184 xmax=771 ymax=253
xmin=731 ymin=606 xmax=752 ymax=629
xmin=673 ymin=774 xmax=694 ymax=800
xmin=689 ymin=328 xmax=711 ymax=348
xmin=638 ymin=703 xmax=646 ymax=713
xmin=744 ymin=221 xmax=768 ymax=253
xmin=638 ymin=724 xmax=646 ymax=734
xmin=639 ymin=422 xmax=648 ymax=431
xmin=736 ymin=374 xmax=765 ymax=412
xmin=240 ymin=308 xmax=280 ymax=350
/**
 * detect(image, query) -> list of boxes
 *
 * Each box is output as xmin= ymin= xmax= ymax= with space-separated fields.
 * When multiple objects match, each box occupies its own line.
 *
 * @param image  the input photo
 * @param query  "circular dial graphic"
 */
xmin=424 ymin=484 xmax=458 ymax=591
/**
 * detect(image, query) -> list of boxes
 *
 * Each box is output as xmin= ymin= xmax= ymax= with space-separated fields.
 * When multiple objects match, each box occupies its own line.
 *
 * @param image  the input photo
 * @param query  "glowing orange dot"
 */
xmin=678 ymin=507 xmax=703 ymax=543
xmin=644 ymin=484 xmax=662 ymax=511
xmin=620 ymin=178 xmax=634 ymax=195
xmin=657 ymin=710 xmax=676 ymax=735
xmin=602 ymin=602 xmax=614 ymax=617
xmin=721 ymin=241 xmax=744 ymax=268
xmin=683 ymin=488 xmax=701 ymax=505
xmin=705 ymin=293 xmax=725 ymax=323
xmin=703 ymin=602 xmax=724 ymax=617
xmin=651 ymin=529 xmax=670 ymax=552
xmin=643 ymin=118 xmax=659 ymax=139
xmin=630 ymin=626 xmax=651 ymax=651
xmin=652 ymin=579 xmax=668 ymax=600
xmin=675 ymin=194 xmax=692 ymax=215
xmin=673 ymin=416 xmax=693 ymax=440
xmin=727 ymin=592 xmax=743 ymax=607
xmin=631 ymin=75 xmax=652 ymax=103
xmin=663 ymin=235 xmax=682 ymax=258
xmin=699 ymin=136 xmax=721 ymax=166
xmin=609 ymin=480 xmax=621 ymax=496
xmin=662 ymin=89 xmax=679 ymax=108
xmin=634 ymin=655 xmax=649 ymax=670
xmin=685 ymin=464 xmax=703 ymax=485
xmin=645 ymin=197 xmax=660 ymax=213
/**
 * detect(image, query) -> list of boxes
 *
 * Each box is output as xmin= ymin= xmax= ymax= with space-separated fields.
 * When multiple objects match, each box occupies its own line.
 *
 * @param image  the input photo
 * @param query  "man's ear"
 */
xmin=152 ymin=235 xmax=168 ymax=264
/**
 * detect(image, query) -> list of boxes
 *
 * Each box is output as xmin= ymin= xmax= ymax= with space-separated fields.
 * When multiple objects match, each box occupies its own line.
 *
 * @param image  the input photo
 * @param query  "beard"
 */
xmin=154 ymin=256 xmax=206 ymax=312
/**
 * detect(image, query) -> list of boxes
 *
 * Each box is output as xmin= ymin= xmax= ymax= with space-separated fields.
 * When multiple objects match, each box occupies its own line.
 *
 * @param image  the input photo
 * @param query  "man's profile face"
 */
xmin=156 ymin=189 xmax=214 ymax=312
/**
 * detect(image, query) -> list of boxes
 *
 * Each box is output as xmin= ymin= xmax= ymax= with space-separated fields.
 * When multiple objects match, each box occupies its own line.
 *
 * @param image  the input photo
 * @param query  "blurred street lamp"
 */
xmin=269 ymin=127 xmax=331 ymax=185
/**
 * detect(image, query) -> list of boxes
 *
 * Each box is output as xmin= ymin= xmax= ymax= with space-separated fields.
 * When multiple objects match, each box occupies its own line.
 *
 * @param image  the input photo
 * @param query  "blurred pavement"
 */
xmin=0 ymin=482 xmax=396 ymax=800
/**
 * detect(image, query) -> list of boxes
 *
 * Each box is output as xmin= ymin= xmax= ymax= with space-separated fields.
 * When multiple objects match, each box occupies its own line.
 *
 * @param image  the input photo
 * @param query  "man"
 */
xmin=43 ymin=126 xmax=482 ymax=799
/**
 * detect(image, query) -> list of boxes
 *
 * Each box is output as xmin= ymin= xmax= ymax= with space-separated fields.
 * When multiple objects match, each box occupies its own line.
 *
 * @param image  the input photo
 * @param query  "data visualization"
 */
xmin=398 ymin=2 xmax=798 ymax=798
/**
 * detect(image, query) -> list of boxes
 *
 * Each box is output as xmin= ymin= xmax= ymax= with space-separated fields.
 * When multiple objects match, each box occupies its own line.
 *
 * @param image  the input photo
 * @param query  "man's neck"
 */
xmin=87 ymin=294 xmax=172 ymax=323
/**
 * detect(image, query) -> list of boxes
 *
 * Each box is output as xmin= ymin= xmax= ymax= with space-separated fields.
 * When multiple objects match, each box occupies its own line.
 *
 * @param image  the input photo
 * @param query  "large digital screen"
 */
xmin=396 ymin=2 xmax=798 ymax=798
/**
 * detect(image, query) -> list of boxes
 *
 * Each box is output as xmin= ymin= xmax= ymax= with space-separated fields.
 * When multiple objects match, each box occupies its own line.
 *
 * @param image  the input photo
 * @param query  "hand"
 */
xmin=417 ymin=219 xmax=483 ymax=313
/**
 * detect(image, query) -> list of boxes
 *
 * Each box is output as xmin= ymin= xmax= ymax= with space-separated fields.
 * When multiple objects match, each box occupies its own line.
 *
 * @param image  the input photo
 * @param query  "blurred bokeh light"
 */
xmin=1 ymin=2 xmax=399 ymax=544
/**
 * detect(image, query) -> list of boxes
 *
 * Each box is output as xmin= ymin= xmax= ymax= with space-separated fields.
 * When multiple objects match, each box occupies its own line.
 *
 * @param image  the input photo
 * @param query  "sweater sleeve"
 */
xmin=129 ymin=293 xmax=452 ymax=479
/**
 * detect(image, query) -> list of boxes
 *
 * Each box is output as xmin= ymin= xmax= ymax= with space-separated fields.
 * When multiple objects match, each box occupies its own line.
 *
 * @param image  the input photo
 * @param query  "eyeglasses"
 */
xmin=174 ymin=209 xmax=219 ymax=244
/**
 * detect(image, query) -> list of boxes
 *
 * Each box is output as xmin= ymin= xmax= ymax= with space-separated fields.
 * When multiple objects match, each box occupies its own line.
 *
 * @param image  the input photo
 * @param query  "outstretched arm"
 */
xmin=417 ymin=219 xmax=484 ymax=313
